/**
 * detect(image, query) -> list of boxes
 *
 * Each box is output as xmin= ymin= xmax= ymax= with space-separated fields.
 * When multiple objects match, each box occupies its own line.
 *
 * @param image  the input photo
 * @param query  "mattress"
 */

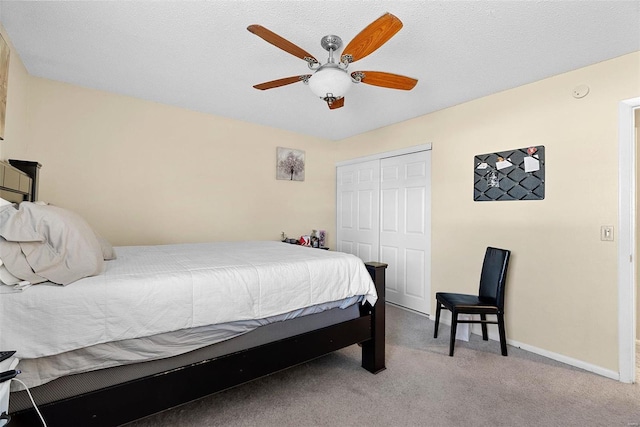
xmin=0 ymin=241 xmax=377 ymax=360
xmin=9 ymin=303 xmax=362 ymax=412
xmin=14 ymin=296 xmax=361 ymax=389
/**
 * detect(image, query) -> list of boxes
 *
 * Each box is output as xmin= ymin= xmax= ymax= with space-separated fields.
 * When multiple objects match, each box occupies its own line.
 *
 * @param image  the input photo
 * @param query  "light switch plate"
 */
xmin=601 ymin=226 xmax=614 ymax=241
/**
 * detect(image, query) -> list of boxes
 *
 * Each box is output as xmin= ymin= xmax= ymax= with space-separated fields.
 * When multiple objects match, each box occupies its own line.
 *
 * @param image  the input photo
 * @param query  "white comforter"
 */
xmin=0 ymin=241 xmax=376 ymax=359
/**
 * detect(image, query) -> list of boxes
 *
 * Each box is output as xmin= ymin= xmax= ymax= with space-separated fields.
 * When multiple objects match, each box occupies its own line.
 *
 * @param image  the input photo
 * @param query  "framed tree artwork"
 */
xmin=0 ymin=33 xmax=9 ymax=140
xmin=276 ymin=147 xmax=305 ymax=181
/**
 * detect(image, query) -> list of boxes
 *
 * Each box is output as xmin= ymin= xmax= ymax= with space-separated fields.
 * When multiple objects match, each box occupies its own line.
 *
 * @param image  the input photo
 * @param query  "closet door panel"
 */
xmin=380 ymin=245 xmax=399 ymax=292
xmin=336 ymin=160 xmax=380 ymax=262
xmin=380 ymin=151 xmax=431 ymax=314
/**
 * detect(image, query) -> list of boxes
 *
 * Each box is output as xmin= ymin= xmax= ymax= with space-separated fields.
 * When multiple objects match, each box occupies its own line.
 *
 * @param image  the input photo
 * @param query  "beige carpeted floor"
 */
xmin=126 ymin=305 xmax=640 ymax=427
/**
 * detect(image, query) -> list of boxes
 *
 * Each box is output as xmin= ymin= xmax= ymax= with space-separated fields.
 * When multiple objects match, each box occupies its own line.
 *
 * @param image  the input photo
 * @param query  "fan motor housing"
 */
xmin=320 ymin=35 xmax=342 ymax=52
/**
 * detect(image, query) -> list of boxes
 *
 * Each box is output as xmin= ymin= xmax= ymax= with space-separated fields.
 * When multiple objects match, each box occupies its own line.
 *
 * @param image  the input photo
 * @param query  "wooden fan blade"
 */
xmin=253 ymin=75 xmax=311 ymax=90
xmin=328 ymin=97 xmax=345 ymax=110
xmin=341 ymin=13 xmax=403 ymax=63
xmin=352 ymin=71 xmax=418 ymax=90
xmin=247 ymin=25 xmax=318 ymax=64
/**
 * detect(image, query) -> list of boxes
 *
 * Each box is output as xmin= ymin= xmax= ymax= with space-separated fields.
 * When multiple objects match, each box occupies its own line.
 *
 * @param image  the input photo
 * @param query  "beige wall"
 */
xmin=337 ymin=52 xmax=640 ymax=372
xmin=3 ymin=77 xmax=338 ymax=247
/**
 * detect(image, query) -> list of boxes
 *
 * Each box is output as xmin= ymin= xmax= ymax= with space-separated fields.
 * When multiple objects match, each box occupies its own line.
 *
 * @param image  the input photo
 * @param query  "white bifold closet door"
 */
xmin=337 ymin=150 xmax=431 ymax=314
xmin=379 ymin=151 xmax=431 ymax=314
xmin=336 ymin=159 xmax=380 ymax=263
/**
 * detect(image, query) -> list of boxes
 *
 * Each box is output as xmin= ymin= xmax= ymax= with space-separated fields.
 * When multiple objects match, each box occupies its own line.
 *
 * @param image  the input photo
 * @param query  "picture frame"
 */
xmin=474 ymin=146 xmax=545 ymax=201
xmin=276 ymin=147 xmax=305 ymax=181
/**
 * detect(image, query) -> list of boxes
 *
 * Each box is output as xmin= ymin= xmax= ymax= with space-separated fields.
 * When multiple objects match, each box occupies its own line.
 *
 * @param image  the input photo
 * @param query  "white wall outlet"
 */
xmin=601 ymin=225 xmax=614 ymax=241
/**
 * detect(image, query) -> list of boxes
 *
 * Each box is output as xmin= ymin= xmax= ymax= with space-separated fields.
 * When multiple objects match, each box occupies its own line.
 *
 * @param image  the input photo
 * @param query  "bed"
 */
xmin=0 ymin=160 xmax=387 ymax=427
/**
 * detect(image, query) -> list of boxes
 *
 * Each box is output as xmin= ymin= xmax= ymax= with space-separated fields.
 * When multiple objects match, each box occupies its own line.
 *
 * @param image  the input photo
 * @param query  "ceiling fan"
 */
xmin=247 ymin=13 xmax=418 ymax=110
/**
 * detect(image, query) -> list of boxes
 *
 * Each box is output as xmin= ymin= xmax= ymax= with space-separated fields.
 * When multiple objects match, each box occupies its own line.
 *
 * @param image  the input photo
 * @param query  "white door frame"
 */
xmin=618 ymin=96 xmax=639 ymax=383
xmin=335 ymin=144 xmax=433 ymax=168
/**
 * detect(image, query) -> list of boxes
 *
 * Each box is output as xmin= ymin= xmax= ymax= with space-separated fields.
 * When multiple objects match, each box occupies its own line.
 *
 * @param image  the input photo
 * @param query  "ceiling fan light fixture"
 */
xmin=308 ymin=65 xmax=352 ymax=101
xmin=248 ymin=14 xmax=417 ymax=108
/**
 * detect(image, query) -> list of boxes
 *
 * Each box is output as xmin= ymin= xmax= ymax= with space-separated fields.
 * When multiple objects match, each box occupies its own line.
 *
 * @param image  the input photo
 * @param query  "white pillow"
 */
xmin=0 ymin=203 xmax=104 ymax=285
xmin=0 ymin=258 xmax=31 ymax=291
xmin=0 ymin=259 xmax=21 ymax=285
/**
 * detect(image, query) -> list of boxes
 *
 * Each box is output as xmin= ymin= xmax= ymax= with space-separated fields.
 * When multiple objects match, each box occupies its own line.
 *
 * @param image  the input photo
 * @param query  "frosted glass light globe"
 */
xmin=308 ymin=65 xmax=352 ymax=99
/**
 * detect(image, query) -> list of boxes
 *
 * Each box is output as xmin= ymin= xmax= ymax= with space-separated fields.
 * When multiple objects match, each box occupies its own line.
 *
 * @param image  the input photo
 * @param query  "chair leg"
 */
xmin=480 ymin=314 xmax=488 ymax=340
xmin=497 ymin=313 xmax=508 ymax=356
xmin=434 ymin=302 xmax=442 ymax=338
xmin=449 ymin=312 xmax=458 ymax=357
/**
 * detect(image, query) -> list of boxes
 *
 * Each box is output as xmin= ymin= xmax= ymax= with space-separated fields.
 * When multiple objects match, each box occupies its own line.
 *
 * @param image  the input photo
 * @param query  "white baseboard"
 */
xmin=434 ymin=313 xmax=620 ymax=381
xmin=386 ymin=301 xmax=430 ymax=318
xmin=507 ymin=339 xmax=620 ymax=381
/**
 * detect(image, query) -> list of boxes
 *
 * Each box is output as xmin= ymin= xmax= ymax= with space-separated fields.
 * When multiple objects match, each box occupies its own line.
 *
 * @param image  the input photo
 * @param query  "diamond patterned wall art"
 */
xmin=474 ymin=146 xmax=545 ymax=201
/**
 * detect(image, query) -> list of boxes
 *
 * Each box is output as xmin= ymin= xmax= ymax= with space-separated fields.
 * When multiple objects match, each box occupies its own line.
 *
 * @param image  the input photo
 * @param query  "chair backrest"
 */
xmin=478 ymin=247 xmax=511 ymax=309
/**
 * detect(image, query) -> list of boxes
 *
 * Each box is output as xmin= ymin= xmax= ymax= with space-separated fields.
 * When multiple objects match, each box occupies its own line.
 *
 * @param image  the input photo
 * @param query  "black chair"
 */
xmin=434 ymin=247 xmax=511 ymax=357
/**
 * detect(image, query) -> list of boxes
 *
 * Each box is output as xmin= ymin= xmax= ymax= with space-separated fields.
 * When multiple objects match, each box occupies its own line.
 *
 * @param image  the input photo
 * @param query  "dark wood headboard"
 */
xmin=0 ymin=159 xmax=41 ymax=203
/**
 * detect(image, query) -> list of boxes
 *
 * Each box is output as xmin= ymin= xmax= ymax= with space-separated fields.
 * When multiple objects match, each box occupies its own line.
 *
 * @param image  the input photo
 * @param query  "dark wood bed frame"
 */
xmin=5 ymin=160 xmax=388 ymax=427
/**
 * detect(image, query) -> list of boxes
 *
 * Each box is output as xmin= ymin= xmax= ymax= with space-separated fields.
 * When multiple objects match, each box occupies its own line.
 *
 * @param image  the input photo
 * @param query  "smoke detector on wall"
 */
xmin=572 ymin=84 xmax=590 ymax=99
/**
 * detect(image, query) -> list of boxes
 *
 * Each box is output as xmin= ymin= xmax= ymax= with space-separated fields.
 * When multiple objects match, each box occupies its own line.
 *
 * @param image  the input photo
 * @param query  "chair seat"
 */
xmin=435 ymin=292 xmax=500 ymax=314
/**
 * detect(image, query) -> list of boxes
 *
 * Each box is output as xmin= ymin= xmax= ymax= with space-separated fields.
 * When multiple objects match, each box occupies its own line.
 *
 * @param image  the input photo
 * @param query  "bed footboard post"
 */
xmin=363 ymin=262 xmax=387 ymax=374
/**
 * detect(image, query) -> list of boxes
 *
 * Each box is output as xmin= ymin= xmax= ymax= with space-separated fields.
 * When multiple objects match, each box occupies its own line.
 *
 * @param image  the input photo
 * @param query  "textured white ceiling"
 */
xmin=1 ymin=1 xmax=639 ymax=141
